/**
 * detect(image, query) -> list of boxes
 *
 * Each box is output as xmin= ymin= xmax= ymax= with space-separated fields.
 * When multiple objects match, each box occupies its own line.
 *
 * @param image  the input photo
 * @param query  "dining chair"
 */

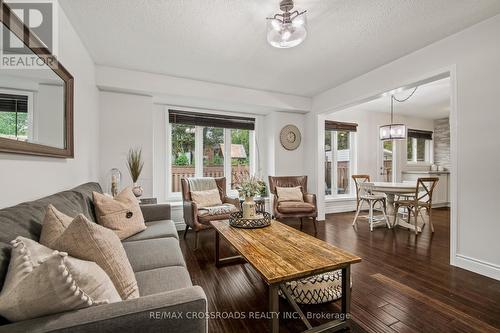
xmin=393 ymin=177 xmax=439 ymax=235
xmin=352 ymin=175 xmax=391 ymax=231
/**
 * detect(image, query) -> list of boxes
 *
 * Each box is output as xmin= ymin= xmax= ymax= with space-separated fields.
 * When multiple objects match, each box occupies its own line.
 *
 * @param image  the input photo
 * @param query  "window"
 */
xmin=407 ymin=129 xmax=433 ymax=163
xmin=324 ymin=121 xmax=357 ymax=197
xmin=0 ymin=93 xmax=29 ymax=141
xmin=203 ymin=127 xmax=224 ymax=177
xmin=171 ymin=124 xmax=195 ymax=193
xmin=231 ymin=129 xmax=250 ymax=189
xmin=383 ymin=140 xmax=393 ymax=182
xmin=168 ymin=110 xmax=255 ymax=196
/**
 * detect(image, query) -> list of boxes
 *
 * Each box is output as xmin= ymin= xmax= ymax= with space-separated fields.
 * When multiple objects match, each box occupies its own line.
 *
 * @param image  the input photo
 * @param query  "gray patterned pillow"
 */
xmin=0 ymin=237 xmax=121 ymax=322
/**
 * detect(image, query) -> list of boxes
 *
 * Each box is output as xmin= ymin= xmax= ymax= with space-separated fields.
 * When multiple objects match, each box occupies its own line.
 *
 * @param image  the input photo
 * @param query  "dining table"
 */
xmin=370 ymin=181 xmax=424 ymax=232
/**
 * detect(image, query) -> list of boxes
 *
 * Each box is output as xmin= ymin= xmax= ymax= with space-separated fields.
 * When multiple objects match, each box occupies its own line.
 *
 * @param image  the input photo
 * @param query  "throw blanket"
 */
xmin=188 ymin=177 xmax=217 ymax=191
xmin=199 ymin=204 xmax=236 ymax=216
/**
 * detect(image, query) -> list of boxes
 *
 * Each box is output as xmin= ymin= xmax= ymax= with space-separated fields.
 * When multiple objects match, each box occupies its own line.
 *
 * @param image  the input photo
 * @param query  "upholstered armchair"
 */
xmin=181 ymin=177 xmax=240 ymax=248
xmin=268 ymin=176 xmax=318 ymax=233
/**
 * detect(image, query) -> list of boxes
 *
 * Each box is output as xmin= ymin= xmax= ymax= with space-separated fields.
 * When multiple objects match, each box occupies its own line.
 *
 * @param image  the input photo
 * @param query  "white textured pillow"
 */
xmin=0 ymin=237 xmax=121 ymax=322
xmin=191 ymin=188 xmax=223 ymax=208
xmin=276 ymin=186 xmax=304 ymax=202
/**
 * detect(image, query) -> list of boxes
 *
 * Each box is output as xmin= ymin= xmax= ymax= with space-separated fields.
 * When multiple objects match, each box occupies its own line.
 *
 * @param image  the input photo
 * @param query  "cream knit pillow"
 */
xmin=276 ymin=186 xmax=304 ymax=202
xmin=190 ymin=188 xmax=222 ymax=208
xmin=93 ymin=187 xmax=146 ymax=240
xmin=0 ymin=237 xmax=121 ymax=322
xmin=39 ymin=204 xmax=73 ymax=248
xmin=52 ymin=214 xmax=139 ymax=300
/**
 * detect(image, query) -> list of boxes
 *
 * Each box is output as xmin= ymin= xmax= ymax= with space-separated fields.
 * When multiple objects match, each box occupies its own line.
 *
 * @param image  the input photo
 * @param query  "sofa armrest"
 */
xmin=4 ymin=286 xmax=207 ymax=333
xmin=141 ymin=203 xmax=171 ymax=222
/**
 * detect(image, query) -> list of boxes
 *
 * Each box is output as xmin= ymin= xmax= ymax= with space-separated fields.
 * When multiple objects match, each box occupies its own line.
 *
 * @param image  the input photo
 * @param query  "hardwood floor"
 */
xmin=179 ymin=208 xmax=500 ymax=333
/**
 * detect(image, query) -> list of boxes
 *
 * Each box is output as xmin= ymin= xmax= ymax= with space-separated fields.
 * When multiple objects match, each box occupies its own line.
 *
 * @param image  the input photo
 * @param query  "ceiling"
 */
xmin=59 ymin=0 xmax=500 ymax=97
xmin=337 ymin=77 xmax=450 ymax=119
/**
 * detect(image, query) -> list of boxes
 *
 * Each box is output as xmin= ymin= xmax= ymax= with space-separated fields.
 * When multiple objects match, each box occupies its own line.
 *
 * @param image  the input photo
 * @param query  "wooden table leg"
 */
xmin=269 ymin=284 xmax=279 ymax=333
xmin=215 ymin=231 xmax=220 ymax=267
xmin=341 ymin=265 xmax=351 ymax=322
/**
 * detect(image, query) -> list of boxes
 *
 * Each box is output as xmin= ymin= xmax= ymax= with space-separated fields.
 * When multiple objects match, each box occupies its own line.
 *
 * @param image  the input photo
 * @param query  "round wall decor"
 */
xmin=280 ymin=124 xmax=301 ymax=151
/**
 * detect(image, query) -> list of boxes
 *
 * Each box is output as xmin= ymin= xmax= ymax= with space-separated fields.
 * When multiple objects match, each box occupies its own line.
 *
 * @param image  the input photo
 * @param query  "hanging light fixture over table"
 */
xmin=379 ymin=87 xmax=418 ymax=141
xmin=267 ymin=0 xmax=307 ymax=48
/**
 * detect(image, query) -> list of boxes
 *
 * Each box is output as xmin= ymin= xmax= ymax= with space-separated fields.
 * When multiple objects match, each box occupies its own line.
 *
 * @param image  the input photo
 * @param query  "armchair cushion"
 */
xmin=190 ymin=189 xmax=222 ymax=208
xmin=277 ymin=201 xmax=315 ymax=214
xmin=197 ymin=203 xmax=238 ymax=217
xmin=276 ymin=186 xmax=304 ymax=202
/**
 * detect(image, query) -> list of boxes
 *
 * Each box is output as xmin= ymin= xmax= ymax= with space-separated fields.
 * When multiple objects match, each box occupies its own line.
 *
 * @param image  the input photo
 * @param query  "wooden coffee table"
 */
xmin=210 ymin=220 xmax=361 ymax=333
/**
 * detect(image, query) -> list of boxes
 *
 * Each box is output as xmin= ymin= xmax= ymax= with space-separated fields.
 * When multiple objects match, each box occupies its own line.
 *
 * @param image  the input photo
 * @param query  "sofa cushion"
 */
xmin=277 ymin=201 xmax=315 ymax=214
xmin=93 ymin=188 xmax=146 ymax=240
xmin=39 ymin=204 xmax=73 ymax=248
xmin=52 ymin=215 xmax=139 ymax=300
xmin=0 ymin=237 xmax=120 ymax=322
xmin=135 ymin=266 xmax=192 ymax=296
xmin=123 ymin=220 xmax=178 ymax=242
xmin=123 ymin=238 xmax=185 ymax=272
xmin=0 ymin=182 xmax=102 ymax=290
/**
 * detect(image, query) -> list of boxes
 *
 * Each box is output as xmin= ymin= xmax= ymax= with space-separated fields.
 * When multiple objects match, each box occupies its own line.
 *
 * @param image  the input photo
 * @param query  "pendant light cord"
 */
xmin=393 ymin=87 xmax=418 ymax=103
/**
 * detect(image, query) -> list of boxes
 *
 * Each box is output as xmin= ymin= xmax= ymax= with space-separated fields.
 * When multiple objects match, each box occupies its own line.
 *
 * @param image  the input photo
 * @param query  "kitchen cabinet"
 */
xmin=401 ymin=171 xmax=449 ymax=207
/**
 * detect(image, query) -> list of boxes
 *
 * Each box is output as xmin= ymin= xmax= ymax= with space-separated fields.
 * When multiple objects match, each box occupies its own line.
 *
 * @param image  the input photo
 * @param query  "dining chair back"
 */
xmin=352 ymin=175 xmax=370 ymax=209
xmin=393 ymin=177 xmax=439 ymax=235
xmin=351 ymin=176 xmax=390 ymax=231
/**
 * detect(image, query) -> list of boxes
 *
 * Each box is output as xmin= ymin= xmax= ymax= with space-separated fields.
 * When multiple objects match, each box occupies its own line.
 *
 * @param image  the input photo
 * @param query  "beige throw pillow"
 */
xmin=39 ymin=204 xmax=73 ymax=248
xmin=191 ymin=188 xmax=223 ymax=208
xmin=0 ymin=237 xmax=121 ymax=322
xmin=52 ymin=214 xmax=139 ymax=300
xmin=276 ymin=186 xmax=304 ymax=202
xmin=93 ymin=187 xmax=146 ymax=240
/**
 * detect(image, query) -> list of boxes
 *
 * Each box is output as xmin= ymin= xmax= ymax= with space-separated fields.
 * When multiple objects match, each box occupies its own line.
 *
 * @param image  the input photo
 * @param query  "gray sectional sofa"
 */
xmin=0 ymin=182 xmax=207 ymax=333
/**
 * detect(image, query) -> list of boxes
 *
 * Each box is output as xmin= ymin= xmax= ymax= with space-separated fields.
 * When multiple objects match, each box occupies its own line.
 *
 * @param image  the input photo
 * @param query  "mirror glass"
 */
xmin=0 ymin=23 xmax=66 ymax=149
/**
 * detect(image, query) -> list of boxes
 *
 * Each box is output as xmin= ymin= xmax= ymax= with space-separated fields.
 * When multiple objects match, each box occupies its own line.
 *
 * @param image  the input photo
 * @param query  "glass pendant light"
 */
xmin=267 ymin=0 xmax=307 ymax=49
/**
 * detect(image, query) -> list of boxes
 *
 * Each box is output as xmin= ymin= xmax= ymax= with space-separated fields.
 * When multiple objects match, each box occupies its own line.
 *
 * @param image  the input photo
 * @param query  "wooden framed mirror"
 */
xmin=0 ymin=2 xmax=74 ymax=158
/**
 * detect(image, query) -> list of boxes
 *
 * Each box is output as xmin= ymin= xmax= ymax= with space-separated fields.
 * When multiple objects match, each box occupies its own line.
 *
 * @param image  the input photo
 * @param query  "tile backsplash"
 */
xmin=434 ymin=118 xmax=450 ymax=170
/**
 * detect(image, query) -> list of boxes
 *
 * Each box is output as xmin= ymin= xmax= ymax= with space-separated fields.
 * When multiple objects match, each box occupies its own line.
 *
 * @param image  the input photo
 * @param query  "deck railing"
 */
xmin=171 ymin=165 xmax=250 ymax=192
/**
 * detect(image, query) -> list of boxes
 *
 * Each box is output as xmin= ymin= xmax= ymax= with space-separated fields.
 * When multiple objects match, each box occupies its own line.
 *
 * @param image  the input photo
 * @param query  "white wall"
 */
xmin=98 ymin=91 xmax=154 ymax=196
xmin=309 ymin=14 xmax=500 ymax=280
xmin=263 ymin=112 xmax=306 ymax=178
xmin=0 ymin=4 xmax=100 ymax=208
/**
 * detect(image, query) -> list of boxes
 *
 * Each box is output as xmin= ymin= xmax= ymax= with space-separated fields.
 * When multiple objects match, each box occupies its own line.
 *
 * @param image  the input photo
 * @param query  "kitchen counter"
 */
xmin=402 ymin=170 xmax=450 ymax=175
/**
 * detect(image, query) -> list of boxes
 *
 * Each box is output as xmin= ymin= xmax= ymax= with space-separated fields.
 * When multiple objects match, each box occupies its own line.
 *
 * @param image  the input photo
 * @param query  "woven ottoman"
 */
xmin=279 ymin=270 xmax=351 ymax=305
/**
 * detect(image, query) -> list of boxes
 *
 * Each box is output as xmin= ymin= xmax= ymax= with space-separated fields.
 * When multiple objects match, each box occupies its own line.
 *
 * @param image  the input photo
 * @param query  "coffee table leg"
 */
xmin=215 ymin=231 xmax=220 ymax=267
xmin=341 ymin=265 xmax=351 ymax=322
xmin=269 ymin=284 xmax=279 ymax=333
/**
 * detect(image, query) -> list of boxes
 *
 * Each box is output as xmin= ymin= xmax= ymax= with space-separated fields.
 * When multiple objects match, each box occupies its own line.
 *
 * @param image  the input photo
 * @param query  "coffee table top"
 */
xmin=210 ymin=220 xmax=361 ymax=284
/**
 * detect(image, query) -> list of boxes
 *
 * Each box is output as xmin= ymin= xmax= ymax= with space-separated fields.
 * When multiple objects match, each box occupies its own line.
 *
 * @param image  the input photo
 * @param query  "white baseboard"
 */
xmin=453 ymin=254 xmax=500 ymax=281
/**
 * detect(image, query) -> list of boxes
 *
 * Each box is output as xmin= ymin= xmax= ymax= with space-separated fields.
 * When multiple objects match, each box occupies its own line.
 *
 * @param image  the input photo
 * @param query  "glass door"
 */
xmin=379 ymin=140 xmax=395 ymax=182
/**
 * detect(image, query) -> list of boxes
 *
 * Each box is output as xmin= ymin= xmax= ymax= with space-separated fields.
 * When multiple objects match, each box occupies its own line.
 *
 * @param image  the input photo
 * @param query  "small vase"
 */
xmin=242 ymin=196 xmax=256 ymax=219
xmin=132 ymin=183 xmax=144 ymax=198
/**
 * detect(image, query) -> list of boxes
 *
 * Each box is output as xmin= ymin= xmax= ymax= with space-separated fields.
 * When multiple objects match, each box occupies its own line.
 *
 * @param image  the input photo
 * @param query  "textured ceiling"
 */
xmin=335 ymin=78 xmax=450 ymax=120
xmin=60 ymin=0 xmax=500 ymax=97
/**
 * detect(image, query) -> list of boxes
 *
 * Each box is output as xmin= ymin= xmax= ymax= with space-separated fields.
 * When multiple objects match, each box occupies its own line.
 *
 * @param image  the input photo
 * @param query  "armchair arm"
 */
xmin=183 ymin=200 xmax=199 ymax=229
xmin=140 ymin=203 xmax=171 ymax=222
xmin=5 ymin=286 xmax=207 ymax=333
xmin=303 ymin=192 xmax=317 ymax=205
xmin=223 ymin=196 xmax=240 ymax=209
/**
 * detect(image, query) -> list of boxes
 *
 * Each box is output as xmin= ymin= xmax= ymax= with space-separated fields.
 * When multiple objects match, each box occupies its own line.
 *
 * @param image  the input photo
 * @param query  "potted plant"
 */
xmin=237 ymin=175 xmax=264 ymax=219
xmin=127 ymin=148 xmax=144 ymax=197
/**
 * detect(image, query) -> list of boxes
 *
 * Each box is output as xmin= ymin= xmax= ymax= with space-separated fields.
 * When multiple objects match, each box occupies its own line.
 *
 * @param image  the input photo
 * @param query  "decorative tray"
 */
xmin=229 ymin=211 xmax=272 ymax=229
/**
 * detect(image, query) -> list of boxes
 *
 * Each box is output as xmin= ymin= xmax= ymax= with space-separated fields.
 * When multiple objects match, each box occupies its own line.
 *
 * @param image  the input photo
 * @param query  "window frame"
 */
xmin=406 ymin=137 xmax=433 ymax=165
xmin=325 ymin=130 xmax=357 ymax=199
xmin=167 ymin=123 xmax=255 ymax=200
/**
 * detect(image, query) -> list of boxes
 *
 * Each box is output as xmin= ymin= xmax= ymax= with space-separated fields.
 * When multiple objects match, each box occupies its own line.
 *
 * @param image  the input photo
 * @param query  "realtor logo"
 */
xmin=1 ymin=0 xmax=58 ymax=69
